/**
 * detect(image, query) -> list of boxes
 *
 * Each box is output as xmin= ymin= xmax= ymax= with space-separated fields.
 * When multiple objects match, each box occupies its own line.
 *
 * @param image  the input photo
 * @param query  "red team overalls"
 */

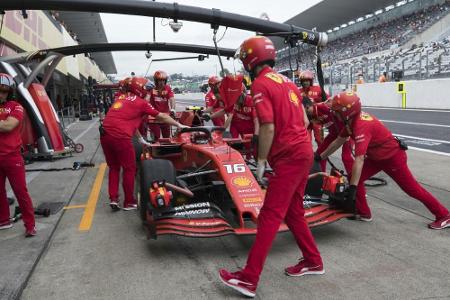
xmin=341 ymin=112 xmax=449 ymax=219
xmin=0 ymin=101 xmax=35 ymax=231
xmin=149 ymin=85 xmax=174 ymax=138
xmin=204 ymin=90 xmax=225 ymax=127
xmin=101 ymin=93 xmax=160 ymax=207
xmin=300 ymin=85 xmax=328 ymax=146
xmin=241 ymin=67 xmax=322 ymax=284
xmin=313 ymin=103 xmax=354 ymax=174
xmin=226 ymin=94 xmax=256 ymax=138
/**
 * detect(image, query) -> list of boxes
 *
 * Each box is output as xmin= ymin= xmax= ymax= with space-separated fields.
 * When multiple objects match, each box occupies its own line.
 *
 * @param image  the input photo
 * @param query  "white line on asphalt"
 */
xmin=364 ymin=107 xmax=450 ymax=113
xmin=394 ymin=134 xmax=450 ymax=144
xmin=73 ymin=119 xmax=99 ymax=142
xmin=408 ymin=146 xmax=450 ymax=157
xmin=381 ymin=120 xmax=450 ymax=128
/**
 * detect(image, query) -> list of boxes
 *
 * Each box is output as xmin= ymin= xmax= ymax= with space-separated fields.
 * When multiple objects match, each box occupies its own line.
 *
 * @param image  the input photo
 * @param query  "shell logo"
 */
xmin=112 ymin=102 xmax=123 ymax=109
xmin=289 ymin=90 xmax=299 ymax=107
xmin=232 ymin=176 xmax=253 ymax=188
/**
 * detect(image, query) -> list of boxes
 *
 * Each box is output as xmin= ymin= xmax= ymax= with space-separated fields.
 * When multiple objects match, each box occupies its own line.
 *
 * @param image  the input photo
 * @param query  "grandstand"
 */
xmin=274 ymin=0 xmax=450 ymax=87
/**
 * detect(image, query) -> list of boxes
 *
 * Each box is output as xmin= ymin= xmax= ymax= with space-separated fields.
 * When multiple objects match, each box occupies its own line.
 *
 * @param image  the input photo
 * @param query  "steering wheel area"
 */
xmin=178 ymin=126 xmax=225 ymax=144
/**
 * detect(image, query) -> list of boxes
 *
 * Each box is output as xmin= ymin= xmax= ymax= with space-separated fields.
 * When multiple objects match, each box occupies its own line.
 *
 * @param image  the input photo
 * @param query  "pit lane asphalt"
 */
xmin=2 ymin=100 xmax=449 ymax=300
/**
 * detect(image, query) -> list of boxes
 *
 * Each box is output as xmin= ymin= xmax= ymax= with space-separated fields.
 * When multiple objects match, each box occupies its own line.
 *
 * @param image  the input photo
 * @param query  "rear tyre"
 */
xmin=138 ymin=159 xmax=177 ymax=222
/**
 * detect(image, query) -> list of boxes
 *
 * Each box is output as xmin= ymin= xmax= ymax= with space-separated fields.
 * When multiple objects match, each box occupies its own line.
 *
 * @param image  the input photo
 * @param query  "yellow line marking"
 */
xmin=78 ymin=163 xmax=107 ymax=231
xmin=64 ymin=204 xmax=87 ymax=210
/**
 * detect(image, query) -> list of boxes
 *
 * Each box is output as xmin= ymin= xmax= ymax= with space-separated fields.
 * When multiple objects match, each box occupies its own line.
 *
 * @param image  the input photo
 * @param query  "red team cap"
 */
xmin=0 ymin=73 xmax=15 ymax=89
xmin=153 ymin=70 xmax=168 ymax=81
xmin=299 ymin=70 xmax=314 ymax=83
xmin=208 ymin=75 xmax=221 ymax=86
xmin=330 ymin=91 xmax=362 ymax=121
xmin=128 ymin=76 xmax=149 ymax=98
xmin=238 ymin=36 xmax=276 ymax=72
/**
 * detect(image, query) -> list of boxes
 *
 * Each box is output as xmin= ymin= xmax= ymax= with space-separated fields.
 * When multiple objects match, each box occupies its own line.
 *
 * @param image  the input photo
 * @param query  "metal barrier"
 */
xmin=58 ymin=106 xmax=77 ymax=128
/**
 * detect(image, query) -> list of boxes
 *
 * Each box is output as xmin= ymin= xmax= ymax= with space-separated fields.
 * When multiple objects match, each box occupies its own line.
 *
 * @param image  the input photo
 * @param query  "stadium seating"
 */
xmin=276 ymin=2 xmax=450 ymax=84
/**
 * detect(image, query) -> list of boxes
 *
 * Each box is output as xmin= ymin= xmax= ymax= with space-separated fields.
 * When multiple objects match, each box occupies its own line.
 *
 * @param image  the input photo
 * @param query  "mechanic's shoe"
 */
xmin=219 ymin=269 xmax=256 ymax=298
xmin=122 ymin=203 xmax=138 ymax=211
xmin=0 ymin=221 xmax=13 ymax=230
xmin=359 ymin=214 xmax=373 ymax=222
xmin=285 ymin=258 xmax=325 ymax=277
xmin=110 ymin=199 xmax=120 ymax=211
xmin=428 ymin=214 xmax=450 ymax=230
xmin=25 ymin=227 xmax=37 ymax=237
xmin=347 ymin=214 xmax=372 ymax=222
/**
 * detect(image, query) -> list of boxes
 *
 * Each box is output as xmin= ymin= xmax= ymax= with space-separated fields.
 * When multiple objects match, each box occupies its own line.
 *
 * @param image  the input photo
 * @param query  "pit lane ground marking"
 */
xmin=64 ymin=204 xmax=87 ymax=210
xmin=381 ymin=120 xmax=450 ymax=128
xmin=407 ymin=146 xmax=450 ymax=157
xmin=78 ymin=163 xmax=107 ymax=231
xmin=365 ymin=107 xmax=450 ymax=113
xmin=394 ymin=134 xmax=450 ymax=144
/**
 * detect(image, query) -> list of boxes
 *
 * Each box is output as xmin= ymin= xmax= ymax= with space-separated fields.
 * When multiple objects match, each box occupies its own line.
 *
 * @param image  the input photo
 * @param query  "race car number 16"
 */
xmin=224 ymin=164 xmax=245 ymax=174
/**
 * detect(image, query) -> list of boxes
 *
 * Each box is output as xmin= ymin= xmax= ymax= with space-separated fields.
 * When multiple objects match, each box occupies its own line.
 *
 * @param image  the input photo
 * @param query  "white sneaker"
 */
xmin=122 ymin=204 xmax=138 ymax=211
xmin=0 ymin=222 xmax=13 ymax=230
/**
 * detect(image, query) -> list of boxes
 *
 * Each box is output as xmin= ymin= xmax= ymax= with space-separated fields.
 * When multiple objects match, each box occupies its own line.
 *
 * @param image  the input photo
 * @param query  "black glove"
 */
xmin=345 ymin=185 xmax=357 ymax=202
xmin=251 ymin=135 xmax=258 ymax=149
xmin=314 ymin=152 xmax=322 ymax=162
xmin=202 ymin=113 xmax=211 ymax=122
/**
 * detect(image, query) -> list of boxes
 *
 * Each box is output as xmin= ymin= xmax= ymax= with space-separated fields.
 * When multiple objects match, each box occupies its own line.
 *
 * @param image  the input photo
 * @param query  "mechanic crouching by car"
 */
xmin=101 ymin=76 xmax=187 ymax=211
xmin=317 ymin=91 xmax=450 ymax=229
xmin=204 ymin=76 xmax=225 ymax=127
xmin=0 ymin=73 xmax=36 ymax=237
xmin=305 ymin=101 xmax=355 ymax=174
xmin=219 ymin=37 xmax=324 ymax=298
xmin=148 ymin=70 xmax=176 ymax=139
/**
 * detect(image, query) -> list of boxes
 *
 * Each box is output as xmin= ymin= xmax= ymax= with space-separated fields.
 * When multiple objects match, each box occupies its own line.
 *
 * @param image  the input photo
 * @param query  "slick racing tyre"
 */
xmin=138 ymin=159 xmax=176 ymax=222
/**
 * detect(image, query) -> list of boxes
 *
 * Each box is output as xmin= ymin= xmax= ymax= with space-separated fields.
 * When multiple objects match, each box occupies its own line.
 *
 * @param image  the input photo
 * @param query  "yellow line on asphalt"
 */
xmin=78 ymin=163 xmax=107 ymax=231
xmin=64 ymin=204 xmax=87 ymax=210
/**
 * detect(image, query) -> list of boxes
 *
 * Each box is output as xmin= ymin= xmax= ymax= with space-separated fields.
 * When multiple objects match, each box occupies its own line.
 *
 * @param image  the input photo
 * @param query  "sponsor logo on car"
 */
xmin=243 ymin=197 xmax=262 ymax=203
xmin=174 ymin=202 xmax=210 ymax=211
xmin=174 ymin=209 xmax=210 ymax=216
xmin=232 ymin=176 xmax=253 ymax=188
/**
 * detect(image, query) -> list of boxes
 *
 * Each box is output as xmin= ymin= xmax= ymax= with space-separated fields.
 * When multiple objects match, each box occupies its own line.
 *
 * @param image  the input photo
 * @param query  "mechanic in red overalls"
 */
xmin=204 ymin=76 xmax=225 ymax=127
xmin=223 ymin=85 xmax=259 ymax=138
xmin=305 ymin=101 xmax=355 ymax=174
xmin=101 ymin=76 xmax=187 ymax=211
xmin=318 ymin=91 xmax=450 ymax=229
xmin=148 ymin=70 xmax=176 ymax=139
xmin=219 ymin=37 xmax=323 ymax=298
xmin=0 ymin=73 xmax=36 ymax=237
xmin=299 ymin=70 xmax=328 ymax=147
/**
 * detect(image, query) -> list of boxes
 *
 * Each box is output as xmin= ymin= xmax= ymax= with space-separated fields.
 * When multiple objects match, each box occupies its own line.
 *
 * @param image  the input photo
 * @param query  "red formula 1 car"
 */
xmin=134 ymin=126 xmax=355 ymax=239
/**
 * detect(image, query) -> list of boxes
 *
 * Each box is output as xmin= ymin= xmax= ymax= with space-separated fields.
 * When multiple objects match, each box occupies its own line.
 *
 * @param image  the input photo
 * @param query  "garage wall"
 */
xmin=355 ymin=79 xmax=450 ymax=109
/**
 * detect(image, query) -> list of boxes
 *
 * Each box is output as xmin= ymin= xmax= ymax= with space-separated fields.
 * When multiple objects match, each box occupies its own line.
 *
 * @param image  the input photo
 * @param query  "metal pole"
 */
xmin=24 ymin=54 xmax=58 ymax=88
xmin=1 ymin=0 xmax=328 ymax=47
xmin=152 ymin=0 xmax=156 ymax=42
xmin=419 ymin=52 xmax=422 ymax=80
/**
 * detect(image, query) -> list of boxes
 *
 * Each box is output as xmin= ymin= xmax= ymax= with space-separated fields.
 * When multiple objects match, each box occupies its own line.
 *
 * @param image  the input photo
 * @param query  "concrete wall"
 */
xmin=356 ymin=78 xmax=450 ymax=109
